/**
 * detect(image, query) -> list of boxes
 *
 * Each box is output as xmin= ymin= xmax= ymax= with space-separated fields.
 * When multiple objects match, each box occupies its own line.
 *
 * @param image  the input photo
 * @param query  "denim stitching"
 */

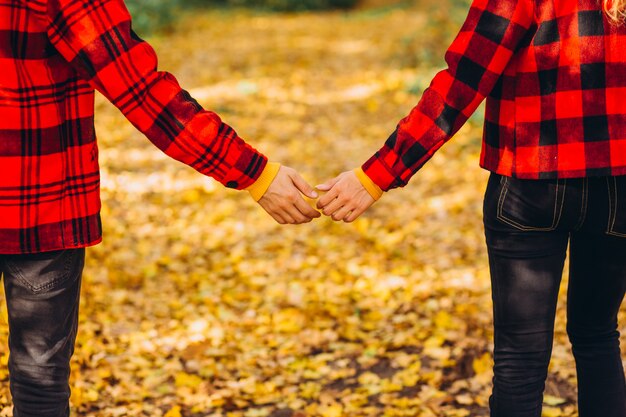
xmin=5 ymin=250 xmax=76 ymax=293
xmin=36 ymin=250 xmax=77 ymax=292
xmin=554 ymin=179 xmax=566 ymax=227
xmin=497 ymin=177 xmax=564 ymax=231
xmin=607 ymin=177 xmax=626 ymax=237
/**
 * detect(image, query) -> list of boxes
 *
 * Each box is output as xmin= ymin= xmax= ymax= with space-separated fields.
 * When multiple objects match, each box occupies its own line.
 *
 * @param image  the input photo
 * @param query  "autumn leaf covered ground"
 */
xmin=0 ymin=1 xmax=625 ymax=416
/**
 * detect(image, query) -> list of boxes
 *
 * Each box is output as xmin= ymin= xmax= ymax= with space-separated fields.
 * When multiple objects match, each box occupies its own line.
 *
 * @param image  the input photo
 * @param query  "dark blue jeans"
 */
xmin=0 ymin=248 xmax=85 ymax=417
xmin=483 ymin=173 xmax=626 ymax=417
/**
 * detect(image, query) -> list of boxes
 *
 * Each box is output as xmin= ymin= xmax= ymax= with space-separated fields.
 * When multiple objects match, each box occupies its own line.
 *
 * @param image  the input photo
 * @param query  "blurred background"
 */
xmin=1 ymin=0 xmax=622 ymax=416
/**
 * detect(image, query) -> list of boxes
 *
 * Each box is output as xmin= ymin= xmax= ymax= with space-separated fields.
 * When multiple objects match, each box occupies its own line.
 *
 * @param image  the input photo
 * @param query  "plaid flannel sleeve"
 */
xmin=42 ymin=0 xmax=267 ymax=190
xmin=362 ymin=0 xmax=535 ymax=191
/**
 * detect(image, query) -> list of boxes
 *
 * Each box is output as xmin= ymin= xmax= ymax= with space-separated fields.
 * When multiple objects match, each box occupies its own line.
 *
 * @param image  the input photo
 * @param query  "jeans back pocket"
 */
xmin=606 ymin=176 xmax=626 ymax=237
xmin=497 ymin=176 xmax=566 ymax=232
xmin=4 ymin=249 xmax=83 ymax=294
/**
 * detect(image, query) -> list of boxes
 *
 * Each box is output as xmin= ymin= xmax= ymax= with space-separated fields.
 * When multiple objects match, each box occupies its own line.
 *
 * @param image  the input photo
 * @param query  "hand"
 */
xmin=316 ymin=171 xmax=376 ymax=223
xmin=258 ymin=166 xmax=321 ymax=225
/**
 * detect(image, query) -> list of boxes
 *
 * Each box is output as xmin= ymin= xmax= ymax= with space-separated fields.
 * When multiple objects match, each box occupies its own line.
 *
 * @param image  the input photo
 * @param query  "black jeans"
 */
xmin=0 ymin=249 xmax=85 ymax=417
xmin=483 ymin=174 xmax=626 ymax=417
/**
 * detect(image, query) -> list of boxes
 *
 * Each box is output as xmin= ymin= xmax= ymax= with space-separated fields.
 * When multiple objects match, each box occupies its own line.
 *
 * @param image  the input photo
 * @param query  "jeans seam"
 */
xmin=606 ymin=177 xmax=626 ymax=237
xmin=573 ymin=177 xmax=589 ymax=232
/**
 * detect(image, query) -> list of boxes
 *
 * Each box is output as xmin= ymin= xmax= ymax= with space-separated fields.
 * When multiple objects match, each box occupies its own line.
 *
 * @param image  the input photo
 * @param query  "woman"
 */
xmin=317 ymin=0 xmax=626 ymax=415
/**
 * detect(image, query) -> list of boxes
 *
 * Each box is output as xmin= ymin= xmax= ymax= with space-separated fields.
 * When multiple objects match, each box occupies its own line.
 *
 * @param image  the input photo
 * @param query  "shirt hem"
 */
xmin=481 ymin=164 xmax=626 ymax=180
xmin=0 ymin=237 xmax=103 ymax=255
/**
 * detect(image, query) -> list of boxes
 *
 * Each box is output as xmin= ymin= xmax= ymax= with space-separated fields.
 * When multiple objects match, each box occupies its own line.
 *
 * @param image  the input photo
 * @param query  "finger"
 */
xmin=283 ymin=203 xmax=310 ymax=224
xmin=315 ymin=176 xmax=340 ymax=192
xmin=294 ymin=197 xmax=321 ymax=219
xmin=291 ymin=173 xmax=319 ymax=199
xmin=268 ymin=203 xmax=297 ymax=224
xmin=332 ymin=205 xmax=353 ymax=222
xmin=321 ymin=197 xmax=345 ymax=217
xmin=279 ymin=209 xmax=298 ymax=225
xmin=267 ymin=210 xmax=288 ymax=225
xmin=317 ymin=187 xmax=340 ymax=209
xmin=345 ymin=206 xmax=367 ymax=223
xmin=258 ymin=200 xmax=285 ymax=224
xmin=268 ymin=208 xmax=289 ymax=225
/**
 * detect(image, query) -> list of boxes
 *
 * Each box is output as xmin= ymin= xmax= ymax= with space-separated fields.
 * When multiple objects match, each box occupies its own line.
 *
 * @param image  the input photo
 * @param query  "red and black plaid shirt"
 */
xmin=363 ymin=0 xmax=626 ymax=191
xmin=0 ymin=0 xmax=267 ymax=254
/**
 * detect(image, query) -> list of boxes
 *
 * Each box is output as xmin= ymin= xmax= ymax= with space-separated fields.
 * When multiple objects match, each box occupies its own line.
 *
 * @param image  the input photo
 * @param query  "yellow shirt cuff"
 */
xmin=354 ymin=167 xmax=383 ymax=201
xmin=246 ymin=162 xmax=281 ymax=201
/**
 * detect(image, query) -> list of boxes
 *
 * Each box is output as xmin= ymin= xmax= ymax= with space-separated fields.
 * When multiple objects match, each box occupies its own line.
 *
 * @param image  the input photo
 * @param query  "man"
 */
xmin=0 ymin=0 xmax=319 ymax=415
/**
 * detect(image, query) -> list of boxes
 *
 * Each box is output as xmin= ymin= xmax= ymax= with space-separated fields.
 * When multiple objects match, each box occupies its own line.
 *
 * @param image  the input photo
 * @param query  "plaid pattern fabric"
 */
xmin=0 ymin=0 xmax=267 ymax=254
xmin=363 ymin=0 xmax=626 ymax=191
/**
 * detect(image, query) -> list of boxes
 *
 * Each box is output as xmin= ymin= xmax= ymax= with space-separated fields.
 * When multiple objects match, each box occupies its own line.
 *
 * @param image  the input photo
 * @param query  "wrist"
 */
xmin=246 ymin=162 xmax=281 ymax=201
xmin=354 ymin=167 xmax=383 ymax=201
